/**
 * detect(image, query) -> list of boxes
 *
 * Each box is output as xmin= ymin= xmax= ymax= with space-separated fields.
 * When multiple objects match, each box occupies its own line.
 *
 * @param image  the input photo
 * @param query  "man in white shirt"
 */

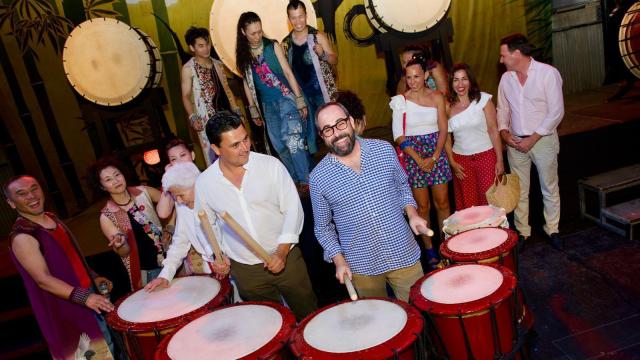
xmin=195 ymin=110 xmax=317 ymax=321
xmin=496 ymin=33 xmax=564 ymax=248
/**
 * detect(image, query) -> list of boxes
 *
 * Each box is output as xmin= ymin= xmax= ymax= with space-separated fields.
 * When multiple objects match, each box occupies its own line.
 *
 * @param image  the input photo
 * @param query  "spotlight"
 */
xmin=143 ymin=149 xmax=160 ymax=165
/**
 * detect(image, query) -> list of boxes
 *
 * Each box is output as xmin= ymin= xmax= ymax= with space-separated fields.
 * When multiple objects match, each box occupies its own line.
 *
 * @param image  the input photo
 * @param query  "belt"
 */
xmin=516 ymin=134 xmax=531 ymax=138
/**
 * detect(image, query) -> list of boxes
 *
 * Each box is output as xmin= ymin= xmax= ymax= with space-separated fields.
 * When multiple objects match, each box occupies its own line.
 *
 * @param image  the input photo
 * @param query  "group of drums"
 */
xmin=106 ymin=205 xmax=532 ymax=359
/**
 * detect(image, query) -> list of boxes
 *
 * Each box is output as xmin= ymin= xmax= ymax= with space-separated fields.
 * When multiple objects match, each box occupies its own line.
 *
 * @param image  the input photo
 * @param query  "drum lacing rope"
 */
xmin=457 ymin=309 xmax=475 ymax=360
xmin=488 ymin=302 xmax=503 ymax=358
xmin=423 ymin=307 xmax=449 ymax=359
xmin=413 ymin=328 xmax=428 ymax=360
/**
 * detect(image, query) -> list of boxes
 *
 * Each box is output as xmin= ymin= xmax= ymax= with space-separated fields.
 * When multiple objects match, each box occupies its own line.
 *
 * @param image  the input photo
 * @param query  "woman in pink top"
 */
xmin=445 ymin=63 xmax=504 ymax=210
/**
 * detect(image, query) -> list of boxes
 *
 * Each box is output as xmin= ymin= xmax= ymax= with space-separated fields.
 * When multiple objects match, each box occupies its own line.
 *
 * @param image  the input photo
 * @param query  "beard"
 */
xmin=328 ymin=131 xmax=356 ymax=156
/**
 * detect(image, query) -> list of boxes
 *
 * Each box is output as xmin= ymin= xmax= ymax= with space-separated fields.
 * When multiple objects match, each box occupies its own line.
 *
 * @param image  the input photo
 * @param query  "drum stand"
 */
xmin=373 ymin=18 xmax=454 ymax=95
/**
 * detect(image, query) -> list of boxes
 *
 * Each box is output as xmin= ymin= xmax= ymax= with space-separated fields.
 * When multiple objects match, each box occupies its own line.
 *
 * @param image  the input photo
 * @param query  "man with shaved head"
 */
xmin=5 ymin=175 xmax=117 ymax=359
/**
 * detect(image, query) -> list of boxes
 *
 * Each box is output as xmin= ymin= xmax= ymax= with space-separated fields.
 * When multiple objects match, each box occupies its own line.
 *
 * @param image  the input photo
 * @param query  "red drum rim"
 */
xmin=154 ymin=301 xmax=296 ymax=360
xmin=106 ymin=275 xmax=231 ymax=333
xmin=290 ymin=297 xmax=424 ymax=359
xmin=440 ymin=227 xmax=518 ymax=263
xmin=410 ymin=264 xmax=517 ymax=316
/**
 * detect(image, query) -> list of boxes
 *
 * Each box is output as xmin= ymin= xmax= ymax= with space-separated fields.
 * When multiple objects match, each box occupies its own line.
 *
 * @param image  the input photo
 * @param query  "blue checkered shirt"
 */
xmin=309 ymin=138 xmax=421 ymax=275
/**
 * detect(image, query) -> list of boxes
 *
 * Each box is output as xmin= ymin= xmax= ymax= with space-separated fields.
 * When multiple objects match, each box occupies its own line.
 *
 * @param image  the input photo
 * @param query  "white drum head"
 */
xmin=447 ymin=228 xmax=509 ymax=254
xmin=209 ymin=0 xmax=317 ymax=76
xmin=63 ymin=18 xmax=152 ymax=105
xmin=421 ymin=265 xmax=503 ymax=304
xmin=167 ymin=304 xmax=283 ymax=360
xmin=367 ymin=0 xmax=450 ymax=33
xmin=303 ymin=299 xmax=407 ymax=353
xmin=443 ymin=205 xmax=506 ymax=234
xmin=117 ymin=276 xmax=220 ymax=323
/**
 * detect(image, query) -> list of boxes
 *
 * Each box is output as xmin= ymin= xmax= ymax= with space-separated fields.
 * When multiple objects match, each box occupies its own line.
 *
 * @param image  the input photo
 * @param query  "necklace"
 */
xmin=112 ymin=190 xmax=132 ymax=207
xmin=250 ymin=42 xmax=264 ymax=53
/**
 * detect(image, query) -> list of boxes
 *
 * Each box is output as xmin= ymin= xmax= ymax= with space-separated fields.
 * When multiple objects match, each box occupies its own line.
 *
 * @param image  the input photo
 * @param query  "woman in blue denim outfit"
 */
xmin=236 ymin=11 xmax=311 ymax=186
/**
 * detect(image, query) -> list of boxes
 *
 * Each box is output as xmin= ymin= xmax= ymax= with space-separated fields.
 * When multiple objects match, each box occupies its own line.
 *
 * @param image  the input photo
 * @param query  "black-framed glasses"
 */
xmin=320 ymin=117 xmax=349 ymax=138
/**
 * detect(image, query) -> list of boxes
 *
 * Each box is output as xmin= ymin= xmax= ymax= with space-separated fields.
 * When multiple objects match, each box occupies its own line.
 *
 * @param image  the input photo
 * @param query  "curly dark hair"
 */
xmin=184 ymin=26 xmax=209 ymax=47
xmin=333 ymin=90 xmax=365 ymax=121
xmin=86 ymin=156 xmax=132 ymax=194
xmin=236 ymin=12 xmax=272 ymax=74
xmin=447 ymin=63 xmax=481 ymax=105
xmin=500 ymin=33 xmax=534 ymax=56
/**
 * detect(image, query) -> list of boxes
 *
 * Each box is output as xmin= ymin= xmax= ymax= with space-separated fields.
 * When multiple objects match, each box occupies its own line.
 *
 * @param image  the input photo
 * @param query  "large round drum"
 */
xmin=619 ymin=2 xmax=640 ymax=79
xmin=107 ymin=275 xmax=232 ymax=360
xmin=155 ymin=302 xmax=295 ymax=360
xmin=442 ymin=205 xmax=508 ymax=237
xmin=290 ymin=298 xmax=424 ymax=359
xmin=364 ymin=0 xmax=451 ymax=34
xmin=63 ymin=17 xmax=163 ymax=106
xmin=440 ymin=227 xmax=519 ymax=273
xmin=410 ymin=264 xmax=532 ymax=359
xmin=209 ymin=0 xmax=316 ymax=76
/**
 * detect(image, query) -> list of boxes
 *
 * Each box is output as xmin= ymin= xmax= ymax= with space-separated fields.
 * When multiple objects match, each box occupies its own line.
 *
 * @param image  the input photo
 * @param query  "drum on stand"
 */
xmin=410 ymin=264 xmax=533 ymax=359
xmin=209 ymin=0 xmax=316 ymax=76
xmin=442 ymin=205 xmax=509 ymax=238
xmin=154 ymin=301 xmax=296 ymax=360
xmin=364 ymin=0 xmax=451 ymax=34
xmin=619 ymin=1 xmax=640 ymax=79
xmin=290 ymin=298 xmax=425 ymax=359
xmin=107 ymin=275 xmax=232 ymax=360
xmin=63 ymin=17 xmax=163 ymax=106
xmin=440 ymin=227 xmax=520 ymax=274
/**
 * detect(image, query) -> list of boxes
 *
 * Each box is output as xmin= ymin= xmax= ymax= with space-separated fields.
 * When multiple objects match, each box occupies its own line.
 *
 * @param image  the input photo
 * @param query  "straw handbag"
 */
xmin=485 ymin=173 xmax=520 ymax=213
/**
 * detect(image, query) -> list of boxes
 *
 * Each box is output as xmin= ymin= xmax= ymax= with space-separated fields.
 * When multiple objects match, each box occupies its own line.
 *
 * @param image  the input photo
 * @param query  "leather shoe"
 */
xmin=549 ymin=233 xmax=563 ymax=249
xmin=517 ymin=235 xmax=529 ymax=254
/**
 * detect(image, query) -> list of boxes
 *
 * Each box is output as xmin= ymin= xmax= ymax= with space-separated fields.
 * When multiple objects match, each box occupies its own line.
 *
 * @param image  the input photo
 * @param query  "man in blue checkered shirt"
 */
xmin=309 ymin=102 xmax=429 ymax=301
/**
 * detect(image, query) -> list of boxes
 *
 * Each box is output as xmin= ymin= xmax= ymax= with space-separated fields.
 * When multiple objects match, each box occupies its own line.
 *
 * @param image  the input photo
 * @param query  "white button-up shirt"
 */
xmin=195 ymin=152 xmax=303 ymax=265
xmin=497 ymin=58 xmax=564 ymax=136
xmin=158 ymin=204 xmax=213 ymax=281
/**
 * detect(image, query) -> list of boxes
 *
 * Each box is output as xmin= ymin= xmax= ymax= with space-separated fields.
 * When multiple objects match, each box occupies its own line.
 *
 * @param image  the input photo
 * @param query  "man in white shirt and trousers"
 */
xmin=497 ymin=33 xmax=564 ymax=249
xmin=194 ymin=110 xmax=317 ymax=321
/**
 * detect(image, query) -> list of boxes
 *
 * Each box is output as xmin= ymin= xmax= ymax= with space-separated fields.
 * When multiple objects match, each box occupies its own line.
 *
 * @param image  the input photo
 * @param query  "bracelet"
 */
xmin=432 ymin=155 xmax=438 ymax=163
xmin=248 ymin=105 xmax=260 ymax=119
xmin=69 ymin=287 xmax=91 ymax=306
xmin=295 ymin=95 xmax=306 ymax=110
xmin=163 ymin=224 xmax=175 ymax=235
xmin=320 ymin=51 xmax=328 ymax=62
xmin=188 ymin=113 xmax=199 ymax=123
xmin=399 ymin=139 xmax=412 ymax=150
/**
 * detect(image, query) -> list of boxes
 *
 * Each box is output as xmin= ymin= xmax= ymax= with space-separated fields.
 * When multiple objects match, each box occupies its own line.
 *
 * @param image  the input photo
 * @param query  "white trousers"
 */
xmin=507 ymin=133 xmax=561 ymax=237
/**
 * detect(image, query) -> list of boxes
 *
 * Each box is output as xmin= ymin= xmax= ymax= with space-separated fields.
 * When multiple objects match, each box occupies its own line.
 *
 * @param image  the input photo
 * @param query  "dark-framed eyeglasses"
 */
xmin=319 ymin=117 xmax=349 ymax=138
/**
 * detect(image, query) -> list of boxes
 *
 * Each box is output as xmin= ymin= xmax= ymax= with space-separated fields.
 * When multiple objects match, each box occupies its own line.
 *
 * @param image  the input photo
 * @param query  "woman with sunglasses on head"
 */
xmin=444 ymin=63 xmax=504 ymax=210
xmin=396 ymin=44 xmax=448 ymax=95
xmin=390 ymin=54 xmax=452 ymax=269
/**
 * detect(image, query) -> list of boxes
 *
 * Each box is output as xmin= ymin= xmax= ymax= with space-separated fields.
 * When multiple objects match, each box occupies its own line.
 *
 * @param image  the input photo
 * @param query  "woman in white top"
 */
xmin=445 ymin=63 xmax=504 ymax=210
xmin=390 ymin=55 xmax=452 ymax=268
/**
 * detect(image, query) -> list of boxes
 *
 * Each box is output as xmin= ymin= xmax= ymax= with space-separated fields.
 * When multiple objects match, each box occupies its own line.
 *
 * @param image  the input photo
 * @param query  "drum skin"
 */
xmin=619 ymin=2 xmax=640 ymax=79
xmin=290 ymin=298 xmax=424 ymax=359
xmin=107 ymin=275 xmax=231 ymax=360
xmin=442 ymin=205 xmax=508 ymax=237
xmin=364 ymin=0 xmax=451 ymax=33
xmin=154 ymin=302 xmax=296 ymax=360
xmin=440 ymin=227 xmax=519 ymax=273
xmin=410 ymin=264 xmax=530 ymax=360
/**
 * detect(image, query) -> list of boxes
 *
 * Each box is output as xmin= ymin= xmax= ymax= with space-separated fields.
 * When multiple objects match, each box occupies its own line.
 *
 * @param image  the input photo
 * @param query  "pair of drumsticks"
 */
xmin=197 ymin=210 xmax=433 ymax=302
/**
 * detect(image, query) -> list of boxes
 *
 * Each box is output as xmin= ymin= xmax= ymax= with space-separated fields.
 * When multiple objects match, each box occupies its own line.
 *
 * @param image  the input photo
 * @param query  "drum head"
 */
xmin=117 ymin=276 xmax=220 ymax=323
xmin=209 ymin=0 xmax=317 ymax=76
xmin=303 ymin=299 xmax=407 ymax=353
xmin=421 ymin=264 xmax=503 ymax=305
xmin=166 ymin=303 xmax=291 ymax=360
xmin=619 ymin=2 xmax=640 ymax=79
xmin=443 ymin=205 xmax=507 ymax=234
xmin=63 ymin=18 xmax=153 ymax=106
xmin=367 ymin=0 xmax=451 ymax=33
xmin=447 ymin=228 xmax=509 ymax=254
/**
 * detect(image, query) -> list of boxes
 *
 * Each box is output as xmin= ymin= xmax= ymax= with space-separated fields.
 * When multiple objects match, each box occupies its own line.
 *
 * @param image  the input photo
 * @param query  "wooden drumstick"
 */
xmin=220 ymin=212 xmax=272 ymax=263
xmin=197 ymin=211 xmax=224 ymax=265
xmin=344 ymin=276 xmax=358 ymax=301
xmin=417 ymin=225 xmax=435 ymax=237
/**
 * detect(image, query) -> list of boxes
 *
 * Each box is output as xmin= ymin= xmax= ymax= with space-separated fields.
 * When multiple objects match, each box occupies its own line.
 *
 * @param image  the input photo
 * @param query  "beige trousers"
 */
xmin=351 ymin=261 xmax=424 ymax=302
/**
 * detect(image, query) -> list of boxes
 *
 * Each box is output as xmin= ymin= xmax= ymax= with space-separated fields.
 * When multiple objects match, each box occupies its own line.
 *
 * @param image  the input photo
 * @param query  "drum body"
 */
xmin=107 ymin=275 xmax=231 ymax=360
xmin=410 ymin=264 xmax=531 ymax=359
xmin=440 ymin=227 xmax=519 ymax=273
xmin=443 ymin=205 xmax=508 ymax=237
xmin=63 ymin=17 xmax=163 ymax=106
xmin=364 ymin=0 xmax=451 ymax=33
xmin=290 ymin=298 xmax=424 ymax=359
xmin=155 ymin=302 xmax=296 ymax=360
xmin=619 ymin=2 xmax=640 ymax=79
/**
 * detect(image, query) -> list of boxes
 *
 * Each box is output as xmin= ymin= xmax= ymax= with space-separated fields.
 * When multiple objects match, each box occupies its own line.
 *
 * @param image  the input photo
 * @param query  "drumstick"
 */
xmin=344 ymin=276 xmax=358 ymax=301
xmin=198 ymin=211 xmax=225 ymax=265
xmin=220 ymin=212 xmax=272 ymax=263
xmin=417 ymin=225 xmax=435 ymax=237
